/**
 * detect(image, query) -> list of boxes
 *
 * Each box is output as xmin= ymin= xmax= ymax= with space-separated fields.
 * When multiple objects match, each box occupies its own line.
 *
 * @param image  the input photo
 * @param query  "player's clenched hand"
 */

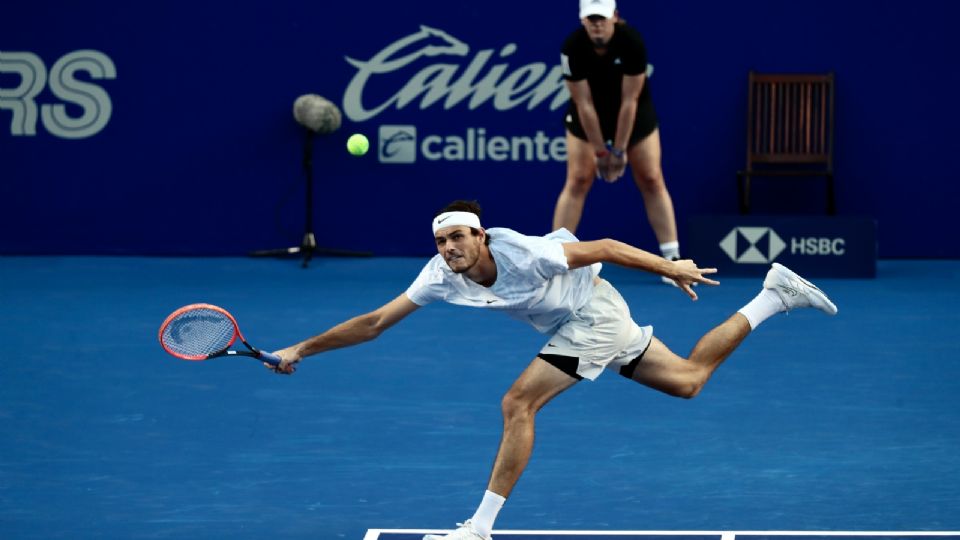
xmin=266 ymin=347 xmax=301 ymax=375
xmin=668 ymin=259 xmax=720 ymax=301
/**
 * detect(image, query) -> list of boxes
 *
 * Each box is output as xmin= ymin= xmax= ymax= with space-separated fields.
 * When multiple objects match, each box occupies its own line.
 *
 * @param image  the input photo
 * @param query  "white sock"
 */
xmin=659 ymin=241 xmax=680 ymax=261
xmin=469 ymin=490 xmax=506 ymax=538
xmin=737 ymin=288 xmax=786 ymax=330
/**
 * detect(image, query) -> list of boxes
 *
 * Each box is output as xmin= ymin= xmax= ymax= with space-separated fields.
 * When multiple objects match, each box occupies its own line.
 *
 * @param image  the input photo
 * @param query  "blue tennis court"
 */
xmin=1 ymin=256 xmax=958 ymax=539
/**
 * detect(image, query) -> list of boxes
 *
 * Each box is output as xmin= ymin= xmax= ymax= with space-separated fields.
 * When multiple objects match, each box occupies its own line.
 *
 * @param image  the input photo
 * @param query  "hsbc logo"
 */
xmin=691 ymin=216 xmax=873 ymax=277
xmin=720 ymin=227 xmax=786 ymax=264
xmin=720 ymin=226 xmax=850 ymax=264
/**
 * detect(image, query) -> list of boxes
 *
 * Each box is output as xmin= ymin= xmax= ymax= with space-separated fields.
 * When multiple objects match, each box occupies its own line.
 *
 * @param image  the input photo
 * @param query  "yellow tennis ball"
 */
xmin=346 ymin=133 xmax=369 ymax=156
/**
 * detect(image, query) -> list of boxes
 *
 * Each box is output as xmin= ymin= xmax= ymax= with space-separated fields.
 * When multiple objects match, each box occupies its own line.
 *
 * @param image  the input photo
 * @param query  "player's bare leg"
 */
xmin=424 ymin=358 xmax=578 ymax=540
xmin=489 ymin=357 xmax=579 ymax=496
xmin=629 ymin=316 xmax=751 ymax=398
xmin=627 ymin=263 xmax=838 ymax=398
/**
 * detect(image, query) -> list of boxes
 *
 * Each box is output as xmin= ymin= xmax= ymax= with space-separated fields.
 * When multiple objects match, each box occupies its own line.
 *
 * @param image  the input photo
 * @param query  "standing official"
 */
xmin=554 ymin=0 xmax=682 ymax=284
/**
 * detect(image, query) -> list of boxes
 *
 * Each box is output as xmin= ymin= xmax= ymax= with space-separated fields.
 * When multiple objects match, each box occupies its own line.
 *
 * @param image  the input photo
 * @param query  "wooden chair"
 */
xmin=737 ymin=72 xmax=836 ymax=214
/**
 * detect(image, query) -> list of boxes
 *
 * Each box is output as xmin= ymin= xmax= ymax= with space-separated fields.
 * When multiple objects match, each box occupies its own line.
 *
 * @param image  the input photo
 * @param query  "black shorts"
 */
xmin=564 ymin=101 xmax=658 ymax=147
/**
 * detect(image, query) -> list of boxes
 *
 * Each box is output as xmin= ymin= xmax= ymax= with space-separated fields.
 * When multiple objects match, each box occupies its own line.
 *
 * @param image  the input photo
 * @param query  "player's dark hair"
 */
xmin=436 ymin=200 xmax=489 ymax=245
xmin=437 ymin=200 xmax=482 ymax=217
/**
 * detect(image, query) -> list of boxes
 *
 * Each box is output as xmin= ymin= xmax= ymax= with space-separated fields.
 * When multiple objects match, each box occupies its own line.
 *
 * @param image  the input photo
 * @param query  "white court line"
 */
xmin=365 ymin=531 xmax=960 ymax=539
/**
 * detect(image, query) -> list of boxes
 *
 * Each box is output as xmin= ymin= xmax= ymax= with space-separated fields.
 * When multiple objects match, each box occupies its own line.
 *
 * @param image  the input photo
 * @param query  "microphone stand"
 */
xmin=250 ymin=128 xmax=372 ymax=268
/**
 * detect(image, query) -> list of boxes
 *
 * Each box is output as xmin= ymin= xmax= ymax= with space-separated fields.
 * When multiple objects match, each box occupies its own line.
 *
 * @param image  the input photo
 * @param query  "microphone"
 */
xmin=292 ymin=94 xmax=342 ymax=134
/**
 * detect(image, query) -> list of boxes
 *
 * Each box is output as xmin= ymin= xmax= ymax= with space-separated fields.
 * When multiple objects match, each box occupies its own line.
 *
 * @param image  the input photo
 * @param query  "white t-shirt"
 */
xmin=405 ymin=227 xmax=601 ymax=334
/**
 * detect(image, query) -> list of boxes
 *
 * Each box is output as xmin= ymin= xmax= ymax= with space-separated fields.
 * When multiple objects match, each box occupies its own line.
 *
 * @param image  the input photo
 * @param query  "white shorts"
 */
xmin=539 ymin=279 xmax=653 ymax=381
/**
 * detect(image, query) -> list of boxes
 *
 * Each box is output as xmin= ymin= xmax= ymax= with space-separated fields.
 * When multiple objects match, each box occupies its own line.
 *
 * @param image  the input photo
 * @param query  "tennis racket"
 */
xmin=158 ymin=303 xmax=281 ymax=367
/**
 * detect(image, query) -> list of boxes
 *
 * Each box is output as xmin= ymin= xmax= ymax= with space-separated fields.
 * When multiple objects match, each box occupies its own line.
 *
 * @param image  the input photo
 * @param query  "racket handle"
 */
xmin=258 ymin=350 xmax=282 ymax=367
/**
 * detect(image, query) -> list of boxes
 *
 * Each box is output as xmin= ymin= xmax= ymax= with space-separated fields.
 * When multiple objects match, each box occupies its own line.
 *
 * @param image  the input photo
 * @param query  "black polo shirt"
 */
xmin=561 ymin=23 xmax=658 ymax=143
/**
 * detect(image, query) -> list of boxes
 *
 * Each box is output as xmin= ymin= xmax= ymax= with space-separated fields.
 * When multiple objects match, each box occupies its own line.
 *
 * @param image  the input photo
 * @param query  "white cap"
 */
xmin=579 ymin=0 xmax=616 ymax=19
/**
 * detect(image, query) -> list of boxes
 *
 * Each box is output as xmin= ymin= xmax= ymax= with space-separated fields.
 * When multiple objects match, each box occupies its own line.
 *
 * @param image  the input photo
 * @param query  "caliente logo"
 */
xmin=342 ymin=25 xmax=569 ymax=122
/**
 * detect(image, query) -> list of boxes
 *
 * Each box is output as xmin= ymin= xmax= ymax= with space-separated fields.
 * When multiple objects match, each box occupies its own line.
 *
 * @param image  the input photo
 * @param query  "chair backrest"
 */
xmin=745 ymin=72 xmax=834 ymax=171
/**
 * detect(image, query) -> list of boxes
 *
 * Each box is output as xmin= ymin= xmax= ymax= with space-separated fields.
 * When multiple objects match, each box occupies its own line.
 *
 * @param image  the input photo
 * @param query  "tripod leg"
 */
xmin=249 ymin=128 xmax=373 ymax=262
xmin=301 ymin=232 xmax=316 ymax=268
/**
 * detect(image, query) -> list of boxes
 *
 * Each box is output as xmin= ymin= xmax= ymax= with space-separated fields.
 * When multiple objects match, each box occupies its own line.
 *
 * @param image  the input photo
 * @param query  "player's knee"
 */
xmin=661 ymin=382 xmax=700 ymax=399
xmin=668 ymin=373 xmax=707 ymax=399
xmin=679 ymin=382 xmax=703 ymax=399
xmin=501 ymin=391 xmax=535 ymax=423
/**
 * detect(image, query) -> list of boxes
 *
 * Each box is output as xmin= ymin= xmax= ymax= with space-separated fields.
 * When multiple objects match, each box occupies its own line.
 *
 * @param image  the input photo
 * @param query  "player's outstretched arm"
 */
xmin=270 ymin=294 xmax=420 ymax=374
xmin=563 ymin=239 xmax=719 ymax=300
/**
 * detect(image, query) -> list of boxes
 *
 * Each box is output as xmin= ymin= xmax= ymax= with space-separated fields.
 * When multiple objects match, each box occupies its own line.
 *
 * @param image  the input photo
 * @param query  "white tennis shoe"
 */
xmin=763 ymin=263 xmax=838 ymax=315
xmin=423 ymin=520 xmax=491 ymax=540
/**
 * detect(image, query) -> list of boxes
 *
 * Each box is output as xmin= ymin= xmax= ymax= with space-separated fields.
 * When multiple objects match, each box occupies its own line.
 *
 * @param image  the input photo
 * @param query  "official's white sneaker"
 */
xmin=763 ymin=263 xmax=838 ymax=315
xmin=423 ymin=520 xmax=491 ymax=540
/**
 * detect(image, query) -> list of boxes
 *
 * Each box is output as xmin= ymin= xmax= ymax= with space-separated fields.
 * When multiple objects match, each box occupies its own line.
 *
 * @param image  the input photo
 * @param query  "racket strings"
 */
xmin=161 ymin=308 xmax=236 ymax=357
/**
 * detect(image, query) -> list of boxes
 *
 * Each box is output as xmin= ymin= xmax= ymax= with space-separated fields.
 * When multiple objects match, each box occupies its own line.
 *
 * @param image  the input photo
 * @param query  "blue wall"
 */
xmin=2 ymin=0 xmax=958 ymax=257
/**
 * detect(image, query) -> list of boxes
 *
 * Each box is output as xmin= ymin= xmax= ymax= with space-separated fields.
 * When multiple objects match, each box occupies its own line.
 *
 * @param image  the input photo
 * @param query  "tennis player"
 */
xmin=270 ymin=200 xmax=837 ymax=540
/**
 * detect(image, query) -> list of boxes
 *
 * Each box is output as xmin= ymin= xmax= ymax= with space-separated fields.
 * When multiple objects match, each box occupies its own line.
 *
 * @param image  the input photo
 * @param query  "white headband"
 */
xmin=432 ymin=211 xmax=482 ymax=234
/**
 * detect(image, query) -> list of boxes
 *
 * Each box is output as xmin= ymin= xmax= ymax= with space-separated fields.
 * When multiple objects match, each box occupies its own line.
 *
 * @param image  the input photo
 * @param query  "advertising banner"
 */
xmin=688 ymin=215 xmax=877 ymax=278
xmin=2 ymin=2 xmax=957 ymax=257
